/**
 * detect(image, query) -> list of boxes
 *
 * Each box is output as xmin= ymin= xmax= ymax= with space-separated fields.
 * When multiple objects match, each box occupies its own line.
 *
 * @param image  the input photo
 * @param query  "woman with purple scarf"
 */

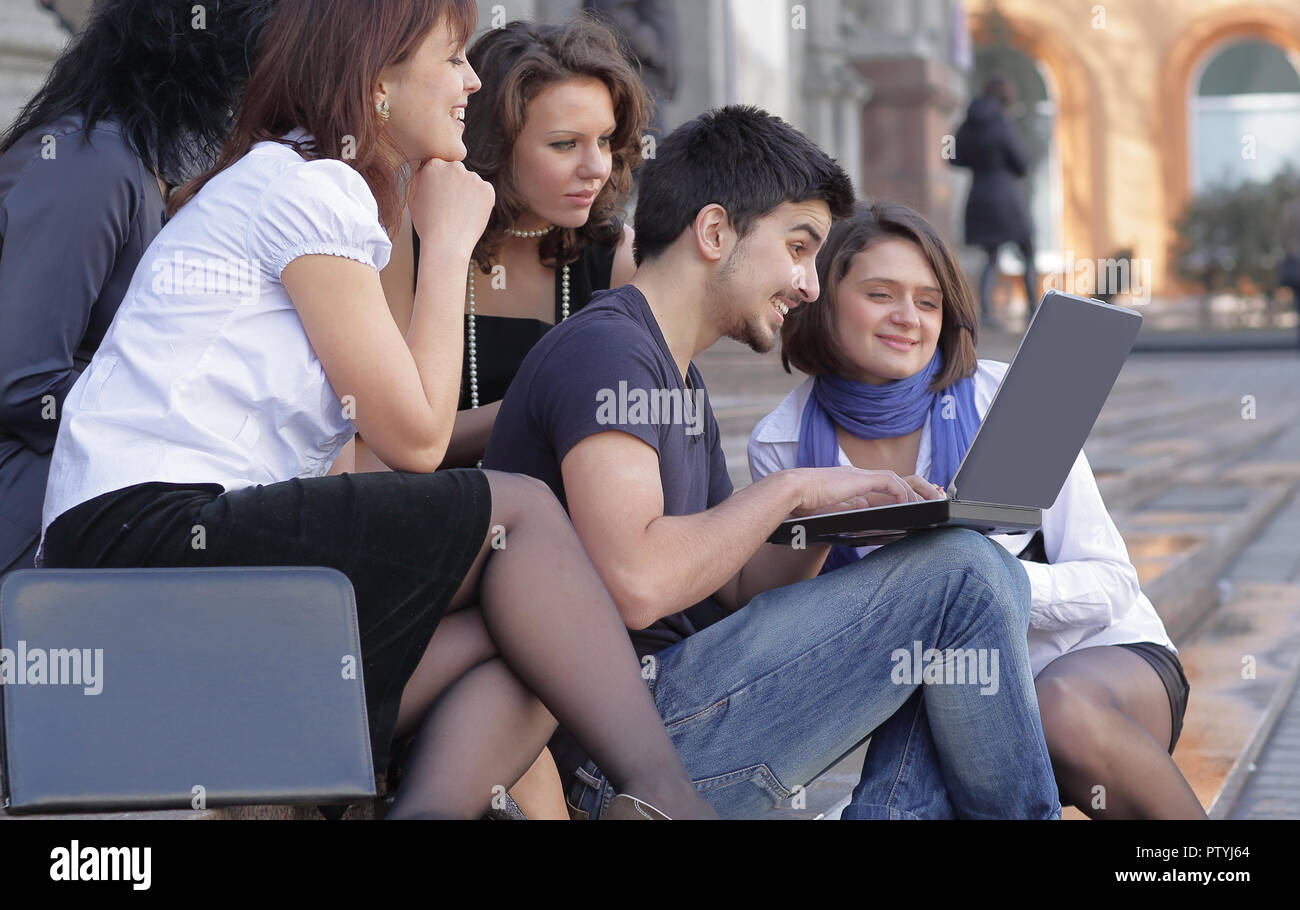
xmin=749 ymin=201 xmax=1205 ymax=819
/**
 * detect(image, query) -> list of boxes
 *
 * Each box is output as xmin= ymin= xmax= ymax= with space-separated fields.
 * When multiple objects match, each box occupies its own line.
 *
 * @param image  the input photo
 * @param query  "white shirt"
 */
xmin=747 ymin=360 xmax=1175 ymax=677
xmin=39 ymin=133 xmax=391 ymax=560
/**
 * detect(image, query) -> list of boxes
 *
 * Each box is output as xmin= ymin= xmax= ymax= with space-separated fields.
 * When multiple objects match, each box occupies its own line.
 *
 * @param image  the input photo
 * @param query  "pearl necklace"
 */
xmin=466 ymin=225 xmax=569 ymax=409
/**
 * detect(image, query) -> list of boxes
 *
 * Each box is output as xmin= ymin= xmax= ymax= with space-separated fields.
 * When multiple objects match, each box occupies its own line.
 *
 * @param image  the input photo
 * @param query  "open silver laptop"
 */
xmin=767 ymin=290 xmax=1142 ymax=548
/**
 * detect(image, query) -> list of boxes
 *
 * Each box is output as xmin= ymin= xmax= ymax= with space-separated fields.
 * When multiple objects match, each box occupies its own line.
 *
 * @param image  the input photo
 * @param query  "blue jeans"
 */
xmin=844 ymin=688 xmax=959 ymax=818
xmin=566 ymin=527 xmax=1061 ymax=819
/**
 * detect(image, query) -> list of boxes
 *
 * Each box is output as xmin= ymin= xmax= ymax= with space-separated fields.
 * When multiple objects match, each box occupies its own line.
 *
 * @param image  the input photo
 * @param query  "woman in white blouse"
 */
xmin=37 ymin=0 xmax=714 ymax=821
xmin=749 ymin=201 xmax=1205 ymax=819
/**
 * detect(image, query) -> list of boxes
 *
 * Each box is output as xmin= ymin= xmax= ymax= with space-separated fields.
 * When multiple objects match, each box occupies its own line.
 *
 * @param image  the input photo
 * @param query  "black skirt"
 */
xmin=40 ymin=469 xmax=492 ymax=777
xmin=1115 ymin=641 xmax=1191 ymax=754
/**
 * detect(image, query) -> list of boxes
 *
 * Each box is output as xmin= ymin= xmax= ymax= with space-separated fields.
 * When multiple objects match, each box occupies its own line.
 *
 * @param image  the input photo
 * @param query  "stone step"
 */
xmin=721 ymin=410 xmax=1288 ymax=508
xmin=1123 ymin=479 xmax=1297 ymax=642
xmin=1173 ymin=580 xmax=1300 ymax=818
xmin=707 ymin=378 xmax=1190 ymax=449
xmin=1228 ymin=657 xmax=1300 ymax=818
xmin=1090 ymin=397 xmax=1237 ymax=440
xmin=1094 ymin=418 xmax=1289 ymax=517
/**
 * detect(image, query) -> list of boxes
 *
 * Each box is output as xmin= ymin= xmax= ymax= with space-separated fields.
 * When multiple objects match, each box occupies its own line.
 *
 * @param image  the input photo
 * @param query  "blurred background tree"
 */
xmin=1173 ymin=166 xmax=1300 ymax=301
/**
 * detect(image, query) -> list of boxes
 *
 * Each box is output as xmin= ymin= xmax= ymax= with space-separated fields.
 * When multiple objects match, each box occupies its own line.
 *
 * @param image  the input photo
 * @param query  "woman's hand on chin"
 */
xmin=408 ymin=158 xmax=495 ymax=256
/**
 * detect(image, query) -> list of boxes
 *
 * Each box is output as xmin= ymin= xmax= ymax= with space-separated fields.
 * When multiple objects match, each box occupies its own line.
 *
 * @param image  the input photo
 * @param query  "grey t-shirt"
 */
xmin=483 ymin=283 xmax=734 ymax=658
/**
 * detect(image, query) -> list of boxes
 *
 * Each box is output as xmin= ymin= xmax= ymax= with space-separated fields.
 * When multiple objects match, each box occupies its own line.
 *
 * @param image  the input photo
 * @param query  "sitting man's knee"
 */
xmin=927 ymin=528 xmax=1020 ymax=582
xmin=919 ymin=527 xmax=1031 ymax=619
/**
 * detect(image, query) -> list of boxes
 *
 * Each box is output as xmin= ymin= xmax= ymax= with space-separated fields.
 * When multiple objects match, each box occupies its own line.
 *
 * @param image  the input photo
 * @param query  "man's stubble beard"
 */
xmin=707 ymin=240 xmax=775 ymax=355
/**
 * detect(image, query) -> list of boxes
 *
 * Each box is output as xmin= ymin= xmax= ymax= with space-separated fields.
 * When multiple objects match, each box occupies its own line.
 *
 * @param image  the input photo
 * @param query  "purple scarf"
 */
xmin=796 ymin=350 xmax=979 ymax=573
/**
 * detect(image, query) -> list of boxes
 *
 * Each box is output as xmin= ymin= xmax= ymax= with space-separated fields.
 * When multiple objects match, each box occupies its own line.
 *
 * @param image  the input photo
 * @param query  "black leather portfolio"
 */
xmin=0 ymin=566 xmax=376 ymax=814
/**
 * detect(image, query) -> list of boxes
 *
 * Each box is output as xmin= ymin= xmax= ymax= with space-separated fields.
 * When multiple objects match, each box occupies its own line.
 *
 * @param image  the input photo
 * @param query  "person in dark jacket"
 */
xmin=0 ymin=0 xmax=274 ymax=578
xmin=952 ymin=77 xmax=1038 ymax=327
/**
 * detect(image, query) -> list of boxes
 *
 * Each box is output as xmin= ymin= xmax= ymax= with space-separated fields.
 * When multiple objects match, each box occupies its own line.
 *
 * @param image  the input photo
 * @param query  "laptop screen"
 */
xmin=950 ymin=291 xmax=1141 ymax=509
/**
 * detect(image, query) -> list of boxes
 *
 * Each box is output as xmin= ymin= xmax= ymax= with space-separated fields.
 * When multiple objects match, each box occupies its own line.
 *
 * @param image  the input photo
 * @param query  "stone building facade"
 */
xmin=8 ymin=0 xmax=1300 ymax=303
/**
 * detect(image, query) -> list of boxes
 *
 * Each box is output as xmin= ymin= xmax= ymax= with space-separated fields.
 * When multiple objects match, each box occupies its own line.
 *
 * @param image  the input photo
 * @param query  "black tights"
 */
xmin=1035 ymin=646 xmax=1206 ymax=819
xmin=385 ymin=471 xmax=715 ymax=820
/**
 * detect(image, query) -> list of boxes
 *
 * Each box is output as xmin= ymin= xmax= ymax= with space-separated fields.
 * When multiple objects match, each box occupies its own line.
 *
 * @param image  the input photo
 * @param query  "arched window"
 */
xmin=1190 ymin=39 xmax=1300 ymax=191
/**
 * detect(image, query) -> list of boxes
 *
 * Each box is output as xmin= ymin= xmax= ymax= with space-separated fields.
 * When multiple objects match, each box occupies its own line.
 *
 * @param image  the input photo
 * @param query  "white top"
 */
xmin=747 ymin=360 xmax=1175 ymax=678
xmin=38 ymin=132 xmax=391 ymax=561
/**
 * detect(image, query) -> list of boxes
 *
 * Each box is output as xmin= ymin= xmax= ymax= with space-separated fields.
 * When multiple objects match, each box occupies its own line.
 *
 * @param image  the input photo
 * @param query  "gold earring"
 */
xmin=375 ymin=98 xmax=390 ymax=122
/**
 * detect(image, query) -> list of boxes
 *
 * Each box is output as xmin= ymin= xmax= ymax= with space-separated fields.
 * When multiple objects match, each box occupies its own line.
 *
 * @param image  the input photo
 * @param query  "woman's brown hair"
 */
xmin=168 ymin=0 xmax=476 ymax=231
xmin=463 ymin=15 xmax=651 ymax=273
xmin=781 ymin=200 xmax=980 ymax=391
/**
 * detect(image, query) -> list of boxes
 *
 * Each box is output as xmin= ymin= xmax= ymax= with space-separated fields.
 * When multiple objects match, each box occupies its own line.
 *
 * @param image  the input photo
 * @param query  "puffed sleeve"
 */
xmin=0 ymin=126 xmax=141 ymax=454
xmin=247 ymin=158 xmax=392 ymax=279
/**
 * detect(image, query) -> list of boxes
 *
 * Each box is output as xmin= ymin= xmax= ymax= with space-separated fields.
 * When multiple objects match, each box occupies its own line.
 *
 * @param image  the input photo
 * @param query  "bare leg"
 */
xmin=1035 ymin=646 xmax=1206 ymax=819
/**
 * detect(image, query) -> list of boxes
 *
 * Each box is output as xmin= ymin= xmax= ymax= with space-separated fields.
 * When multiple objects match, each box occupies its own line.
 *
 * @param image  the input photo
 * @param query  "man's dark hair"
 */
xmin=632 ymin=105 xmax=855 ymax=266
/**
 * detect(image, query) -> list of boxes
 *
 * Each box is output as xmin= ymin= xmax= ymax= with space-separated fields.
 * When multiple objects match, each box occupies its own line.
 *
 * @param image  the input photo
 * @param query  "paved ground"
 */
xmin=693 ymin=330 xmax=1300 ymax=820
xmin=1220 ymin=476 xmax=1300 ymax=819
xmin=1232 ymin=672 xmax=1300 ymax=819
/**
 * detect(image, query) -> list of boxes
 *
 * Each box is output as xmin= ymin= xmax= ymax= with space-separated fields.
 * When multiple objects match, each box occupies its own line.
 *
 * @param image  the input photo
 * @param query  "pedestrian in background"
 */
xmin=952 ymin=77 xmax=1038 ymax=330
